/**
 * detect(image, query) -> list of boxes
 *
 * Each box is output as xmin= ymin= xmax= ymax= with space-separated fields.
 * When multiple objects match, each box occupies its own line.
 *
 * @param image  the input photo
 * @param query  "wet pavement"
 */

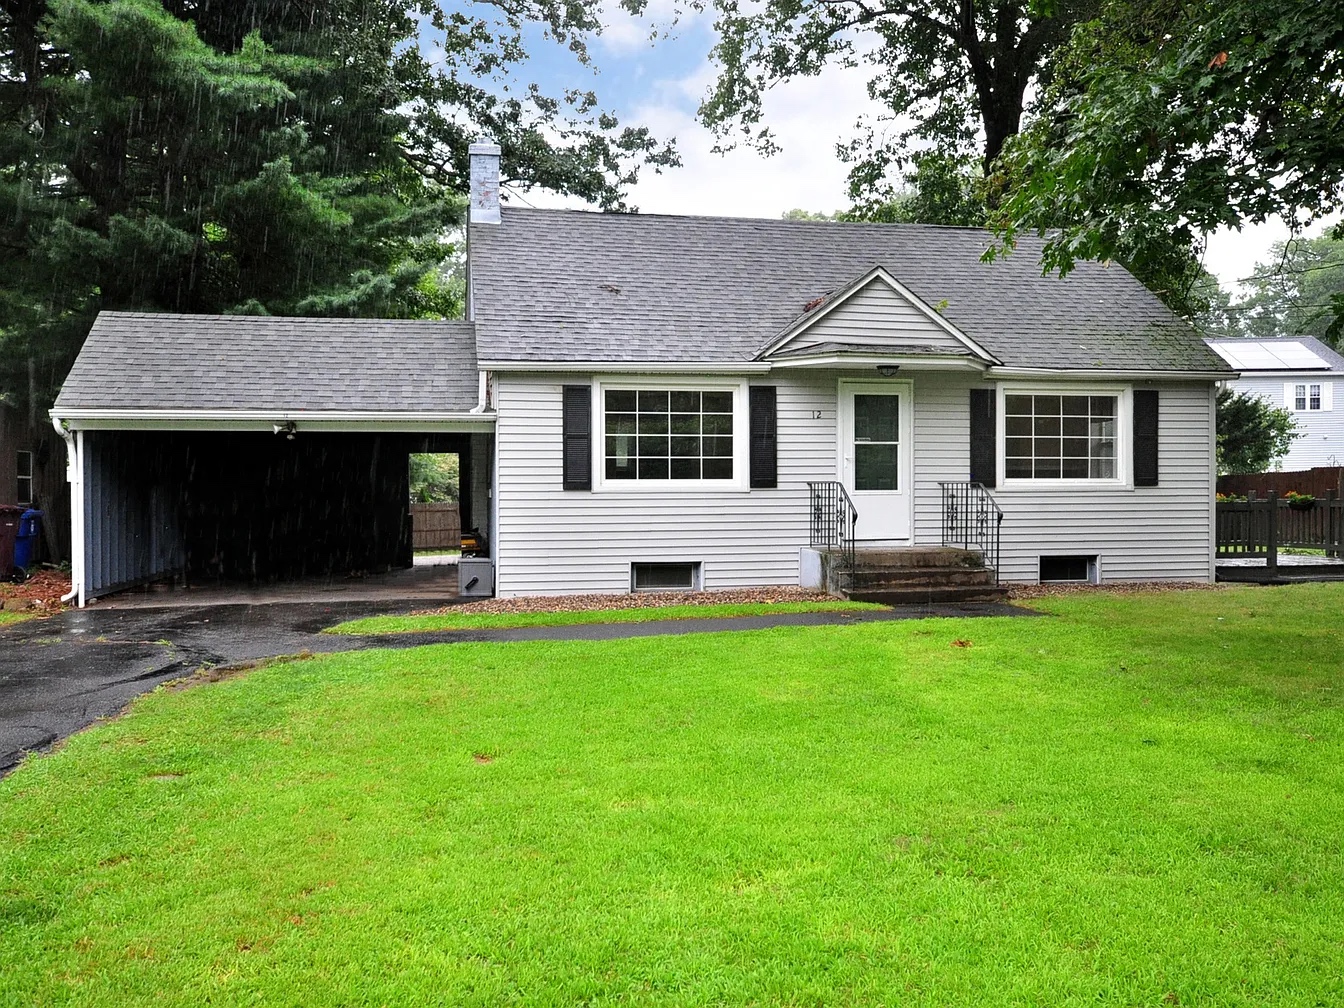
xmin=0 ymin=598 xmax=1033 ymax=775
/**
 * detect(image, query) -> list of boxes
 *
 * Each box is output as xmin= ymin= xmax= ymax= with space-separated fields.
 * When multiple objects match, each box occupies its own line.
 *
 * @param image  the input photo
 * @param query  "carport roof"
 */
xmin=54 ymin=312 xmax=480 ymax=414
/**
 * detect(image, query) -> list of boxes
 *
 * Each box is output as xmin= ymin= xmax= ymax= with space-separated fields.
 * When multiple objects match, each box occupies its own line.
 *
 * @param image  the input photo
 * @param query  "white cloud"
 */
xmin=597 ymin=0 xmax=707 ymax=57
xmin=598 ymin=59 xmax=892 ymax=217
xmin=1204 ymin=214 xmax=1341 ymax=295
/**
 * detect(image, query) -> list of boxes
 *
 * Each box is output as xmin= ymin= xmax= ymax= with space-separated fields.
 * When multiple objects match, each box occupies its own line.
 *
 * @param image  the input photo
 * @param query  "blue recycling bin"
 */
xmin=14 ymin=508 xmax=42 ymax=575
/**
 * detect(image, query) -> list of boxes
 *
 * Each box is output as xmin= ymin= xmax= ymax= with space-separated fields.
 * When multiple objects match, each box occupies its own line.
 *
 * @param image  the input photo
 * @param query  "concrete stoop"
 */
xmin=821 ymin=546 xmax=1008 ymax=604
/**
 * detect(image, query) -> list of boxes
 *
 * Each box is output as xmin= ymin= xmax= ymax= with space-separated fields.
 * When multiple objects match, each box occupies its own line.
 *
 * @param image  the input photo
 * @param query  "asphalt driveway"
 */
xmin=0 ymin=598 xmax=1031 ymax=775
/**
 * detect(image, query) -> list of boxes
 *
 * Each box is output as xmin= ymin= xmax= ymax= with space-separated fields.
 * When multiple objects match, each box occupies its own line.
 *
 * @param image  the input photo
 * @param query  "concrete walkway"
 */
xmin=0 ymin=598 xmax=1032 ymax=776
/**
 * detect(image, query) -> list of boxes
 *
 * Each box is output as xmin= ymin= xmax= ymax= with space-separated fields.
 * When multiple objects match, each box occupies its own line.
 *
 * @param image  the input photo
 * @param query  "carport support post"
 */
xmin=52 ymin=418 xmax=86 ymax=607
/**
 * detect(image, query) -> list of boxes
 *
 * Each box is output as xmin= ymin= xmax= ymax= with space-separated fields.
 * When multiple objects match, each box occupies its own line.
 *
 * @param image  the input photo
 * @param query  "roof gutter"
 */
xmin=477 ymin=360 xmax=773 ymax=374
xmin=984 ymin=367 xmax=1238 ymax=381
xmin=49 ymin=408 xmax=497 ymax=432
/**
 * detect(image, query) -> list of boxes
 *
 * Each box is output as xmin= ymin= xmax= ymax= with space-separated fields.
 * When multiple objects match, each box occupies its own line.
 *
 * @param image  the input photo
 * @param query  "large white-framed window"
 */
xmin=1287 ymin=381 xmax=1332 ymax=412
xmin=592 ymin=376 xmax=750 ymax=491
xmin=15 ymin=450 xmax=33 ymax=505
xmin=999 ymin=385 xmax=1131 ymax=488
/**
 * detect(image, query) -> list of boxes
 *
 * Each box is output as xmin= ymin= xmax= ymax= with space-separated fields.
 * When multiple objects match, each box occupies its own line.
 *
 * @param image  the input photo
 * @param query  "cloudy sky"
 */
xmin=506 ymin=8 xmax=1327 ymax=296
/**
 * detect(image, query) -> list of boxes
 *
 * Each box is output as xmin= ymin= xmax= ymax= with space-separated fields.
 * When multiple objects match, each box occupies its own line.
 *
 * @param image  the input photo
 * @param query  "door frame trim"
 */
xmin=836 ymin=378 xmax=915 ymax=542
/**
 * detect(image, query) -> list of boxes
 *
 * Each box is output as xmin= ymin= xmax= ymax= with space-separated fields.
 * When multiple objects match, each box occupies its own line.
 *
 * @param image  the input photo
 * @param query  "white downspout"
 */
xmin=52 ymin=417 xmax=84 ymax=606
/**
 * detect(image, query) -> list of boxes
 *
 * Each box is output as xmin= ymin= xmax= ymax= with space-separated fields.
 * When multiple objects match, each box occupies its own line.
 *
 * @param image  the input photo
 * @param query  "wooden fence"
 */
xmin=1218 ymin=466 xmax=1344 ymax=500
xmin=410 ymin=502 xmax=460 ymax=551
xmin=1216 ymin=491 xmax=1344 ymax=572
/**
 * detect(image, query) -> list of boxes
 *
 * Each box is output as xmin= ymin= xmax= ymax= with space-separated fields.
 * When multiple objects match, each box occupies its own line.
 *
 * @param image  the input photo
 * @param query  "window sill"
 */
xmin=998 ymin=479 xmax=1132 ymax=491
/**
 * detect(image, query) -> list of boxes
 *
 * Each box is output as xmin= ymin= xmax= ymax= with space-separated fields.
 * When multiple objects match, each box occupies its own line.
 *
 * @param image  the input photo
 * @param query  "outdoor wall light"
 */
xmin=273 ymin=420 xmax=298 ymax=440
xmin=877 ymin=364 xmax=900 ymax=377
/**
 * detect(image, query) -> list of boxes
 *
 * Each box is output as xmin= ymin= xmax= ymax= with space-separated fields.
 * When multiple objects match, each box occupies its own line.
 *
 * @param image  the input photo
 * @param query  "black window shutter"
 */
xmin=562 ymin=384 xmax=592 ymax=490
xmin=969 ymin=388 xmax=996 ymax=487
xmin=1133 ymin=389 xmax=1159 ymax=487
xmin=749 ymin=385 xmax=778 ymax=489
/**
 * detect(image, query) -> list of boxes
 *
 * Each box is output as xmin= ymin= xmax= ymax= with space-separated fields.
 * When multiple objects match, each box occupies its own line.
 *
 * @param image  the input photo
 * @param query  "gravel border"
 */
xmin=414 ymin=586 xmax=846 ymax=617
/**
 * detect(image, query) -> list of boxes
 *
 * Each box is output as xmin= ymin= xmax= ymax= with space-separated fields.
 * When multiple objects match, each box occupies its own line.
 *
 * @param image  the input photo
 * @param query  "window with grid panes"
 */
xmin=604 ymin=389 xmax=735 ymax=481
xmin=1004 ymin=394 xmax=1118 ymax=480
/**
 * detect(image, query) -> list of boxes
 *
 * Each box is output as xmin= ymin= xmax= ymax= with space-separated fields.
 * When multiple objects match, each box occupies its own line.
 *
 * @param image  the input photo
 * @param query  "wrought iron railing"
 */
xmin=807 ymin=480 xmax=858 ymax=589
xmin=939 ymin=481 xmax=1003 ymax=583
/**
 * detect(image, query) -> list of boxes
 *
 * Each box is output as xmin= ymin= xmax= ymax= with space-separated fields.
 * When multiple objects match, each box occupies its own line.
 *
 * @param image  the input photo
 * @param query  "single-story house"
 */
xmin=50 ymin=144 xmax=1234 ymax=605
xmin=1205 ymin=337 xmax=1344 ymax=469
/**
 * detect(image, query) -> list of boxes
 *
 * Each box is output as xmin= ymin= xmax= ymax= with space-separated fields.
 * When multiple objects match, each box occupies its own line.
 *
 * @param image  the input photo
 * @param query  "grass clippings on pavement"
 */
xmin=3 ymin=583 xmax=1344 ymax=1005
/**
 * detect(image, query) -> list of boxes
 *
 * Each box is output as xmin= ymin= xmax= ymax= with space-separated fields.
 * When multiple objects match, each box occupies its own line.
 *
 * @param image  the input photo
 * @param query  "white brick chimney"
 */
xmin=468 ymin=141 xmax=501 ymax=224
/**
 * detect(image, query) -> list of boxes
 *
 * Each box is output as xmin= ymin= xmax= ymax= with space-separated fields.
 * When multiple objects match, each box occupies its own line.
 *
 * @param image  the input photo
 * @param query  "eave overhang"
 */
xmin=50 ymin=409 xmax=496 ymax=433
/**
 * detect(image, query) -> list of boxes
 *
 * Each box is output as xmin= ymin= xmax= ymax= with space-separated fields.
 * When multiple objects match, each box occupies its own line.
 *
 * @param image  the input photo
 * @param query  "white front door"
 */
xmin=839 ymin=381 xmax=913 ymax=541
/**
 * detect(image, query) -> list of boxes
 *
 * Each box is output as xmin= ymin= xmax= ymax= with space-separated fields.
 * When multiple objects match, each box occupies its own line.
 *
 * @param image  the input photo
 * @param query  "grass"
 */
xmin=3 ymin=584 xmax=1344 ymax=1005
xmin=327 ymin=599 xmax=884 ymax=634
xmin=0 ymin=609 xmax=36 ymax=627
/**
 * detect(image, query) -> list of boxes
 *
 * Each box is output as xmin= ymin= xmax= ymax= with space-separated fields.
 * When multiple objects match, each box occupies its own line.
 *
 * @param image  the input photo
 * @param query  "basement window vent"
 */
xmin=631 ymin=562 xmax=701 ymax=592
xmin=1039 ymin=555 xmax=1098 ymax=584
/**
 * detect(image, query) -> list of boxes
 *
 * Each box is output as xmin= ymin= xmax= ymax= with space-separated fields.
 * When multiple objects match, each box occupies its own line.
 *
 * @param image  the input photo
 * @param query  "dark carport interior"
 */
xmin=81 ymin=430 xmax=484 ymax=592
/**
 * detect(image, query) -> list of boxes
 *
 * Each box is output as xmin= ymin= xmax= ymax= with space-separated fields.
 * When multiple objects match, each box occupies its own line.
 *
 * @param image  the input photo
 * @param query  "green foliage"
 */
xmin=697 ymin=0 xmax=1092 ymax=202
xmin=7 ymin=585 xmax=1344 ymax=1002
xmin=1226 ymin=236 xmax=1344 ymax=346
xmin=844 ymin=151 xmax=987 ymax=227
xmin=0 ymin=0 xmax=676 ymax=414
xmin=992 ymin=0 xmax=1344 ymax=317
xmin=1216 ymin=388 xmax=1300 ymax=474
xmin=408 ymin=453 xmax=459 ymax=504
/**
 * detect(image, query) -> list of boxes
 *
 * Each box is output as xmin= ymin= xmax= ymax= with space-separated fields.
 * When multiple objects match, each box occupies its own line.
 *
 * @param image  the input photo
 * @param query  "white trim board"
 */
xmin=758 ymin=266 xmax=1001 ymax=365
xmin=51 ymin=410 xmax=496 ymax=433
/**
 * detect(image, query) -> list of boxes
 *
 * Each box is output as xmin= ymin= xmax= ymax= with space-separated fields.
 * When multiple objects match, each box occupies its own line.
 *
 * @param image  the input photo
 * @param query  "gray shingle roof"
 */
xmin=54 ymin=313 xmax=479 ymax=412
xmin=470 ymin=208 xmax=1231 ymax=373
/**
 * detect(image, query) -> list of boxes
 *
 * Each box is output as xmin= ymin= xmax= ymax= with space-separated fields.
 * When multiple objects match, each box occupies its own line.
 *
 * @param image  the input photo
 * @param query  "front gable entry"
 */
xmin=759 ymin=267 xmax=999 ymax=365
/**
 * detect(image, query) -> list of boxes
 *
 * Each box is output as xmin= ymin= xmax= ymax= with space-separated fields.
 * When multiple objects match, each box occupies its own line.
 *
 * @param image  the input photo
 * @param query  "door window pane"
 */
xmin=854 ymin=395 xmax=899 ymax=443
xmin=855 ymin=443 xmax=899 ymax=491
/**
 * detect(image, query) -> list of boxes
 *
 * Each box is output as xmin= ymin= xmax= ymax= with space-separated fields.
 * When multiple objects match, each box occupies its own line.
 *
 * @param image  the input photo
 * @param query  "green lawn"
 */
xmin=0 ymin=609 xmax=36 ymax=627
xmin=3 ymin=584 xmax=1344 ymax=1006
xmin=328 ymin=599 xmax=883 ymax=634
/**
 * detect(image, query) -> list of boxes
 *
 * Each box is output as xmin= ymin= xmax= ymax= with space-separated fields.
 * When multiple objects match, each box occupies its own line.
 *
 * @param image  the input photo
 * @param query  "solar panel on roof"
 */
xmin=1208 ymin=340 xmax=1330 ymax=371
xmin=1264 ymin=341 xmax=1329 ymax=369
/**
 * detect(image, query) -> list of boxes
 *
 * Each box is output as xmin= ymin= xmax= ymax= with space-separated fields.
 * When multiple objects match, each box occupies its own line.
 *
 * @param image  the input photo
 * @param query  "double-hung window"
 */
xmin=1004 ymin=393 xmax=1120 ymax=481
xmin=15 ymin=450 xmax=32 ymax=505
xmin=603 ymin=388 xmax=736 ymax=482
xmin=1293 ymin=383 xmax=1323 ymax=411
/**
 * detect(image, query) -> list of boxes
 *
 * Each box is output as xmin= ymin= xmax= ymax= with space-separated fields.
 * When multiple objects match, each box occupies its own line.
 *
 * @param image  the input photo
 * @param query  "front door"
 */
xmin=839 ymin=381 xmax=913 ymax=541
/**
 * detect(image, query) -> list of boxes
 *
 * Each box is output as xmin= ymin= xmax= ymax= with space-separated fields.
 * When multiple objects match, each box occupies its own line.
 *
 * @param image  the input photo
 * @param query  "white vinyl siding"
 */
xmin=1227 ymin=374 xmax=1344 ymax=468
xmin=492 ymin=372 xmax=1217 ymax=595
xmin=775 ymin=278 xmax=967 ymax=353
xmin=911 ymin=373 xmax=1214 ymax=583
xmin=494 ymin=374 xmax=834 ymax=596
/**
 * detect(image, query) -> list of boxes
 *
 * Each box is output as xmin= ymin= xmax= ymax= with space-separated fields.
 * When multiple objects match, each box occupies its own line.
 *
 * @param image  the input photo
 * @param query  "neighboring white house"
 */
xmin=1205 ymin=337 xmax=1344 ymax=469
xmin=50 ymin=144 xmax=1234 ymax=603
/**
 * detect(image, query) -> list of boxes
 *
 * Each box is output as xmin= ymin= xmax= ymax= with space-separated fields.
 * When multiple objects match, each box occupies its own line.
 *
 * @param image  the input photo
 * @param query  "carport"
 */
xmin=50 ymin=313 xmax=493 ymax=606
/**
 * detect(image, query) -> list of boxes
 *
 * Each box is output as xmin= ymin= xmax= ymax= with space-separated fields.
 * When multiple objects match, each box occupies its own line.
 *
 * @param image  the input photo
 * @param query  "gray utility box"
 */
xmin=458 ymin=558 xmax=494 ymax=597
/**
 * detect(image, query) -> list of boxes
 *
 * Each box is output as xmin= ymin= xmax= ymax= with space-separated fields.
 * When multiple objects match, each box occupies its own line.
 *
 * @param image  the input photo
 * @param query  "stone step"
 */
xmin=848 ymin=566 xmax=997 ymax=589
xmin=843 ymin=584 xmax=1010 ymax=605
xmin=831 ymin=547 xmax=986 ymax=569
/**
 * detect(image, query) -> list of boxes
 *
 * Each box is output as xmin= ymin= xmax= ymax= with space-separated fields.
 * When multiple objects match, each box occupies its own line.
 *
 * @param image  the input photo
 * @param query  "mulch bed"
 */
xmin=0 ymin=569 xmax=72 ymax=612
xmin=416 ymin=586 xmax=840 ymax=617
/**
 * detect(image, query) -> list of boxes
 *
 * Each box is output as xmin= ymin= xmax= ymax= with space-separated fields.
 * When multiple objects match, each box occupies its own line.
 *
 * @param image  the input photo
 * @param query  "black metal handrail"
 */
xmin=807 ymin=480 xmax=858 ymax=587
xmin=939 ymin=481 xmax=1003 ymax=583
